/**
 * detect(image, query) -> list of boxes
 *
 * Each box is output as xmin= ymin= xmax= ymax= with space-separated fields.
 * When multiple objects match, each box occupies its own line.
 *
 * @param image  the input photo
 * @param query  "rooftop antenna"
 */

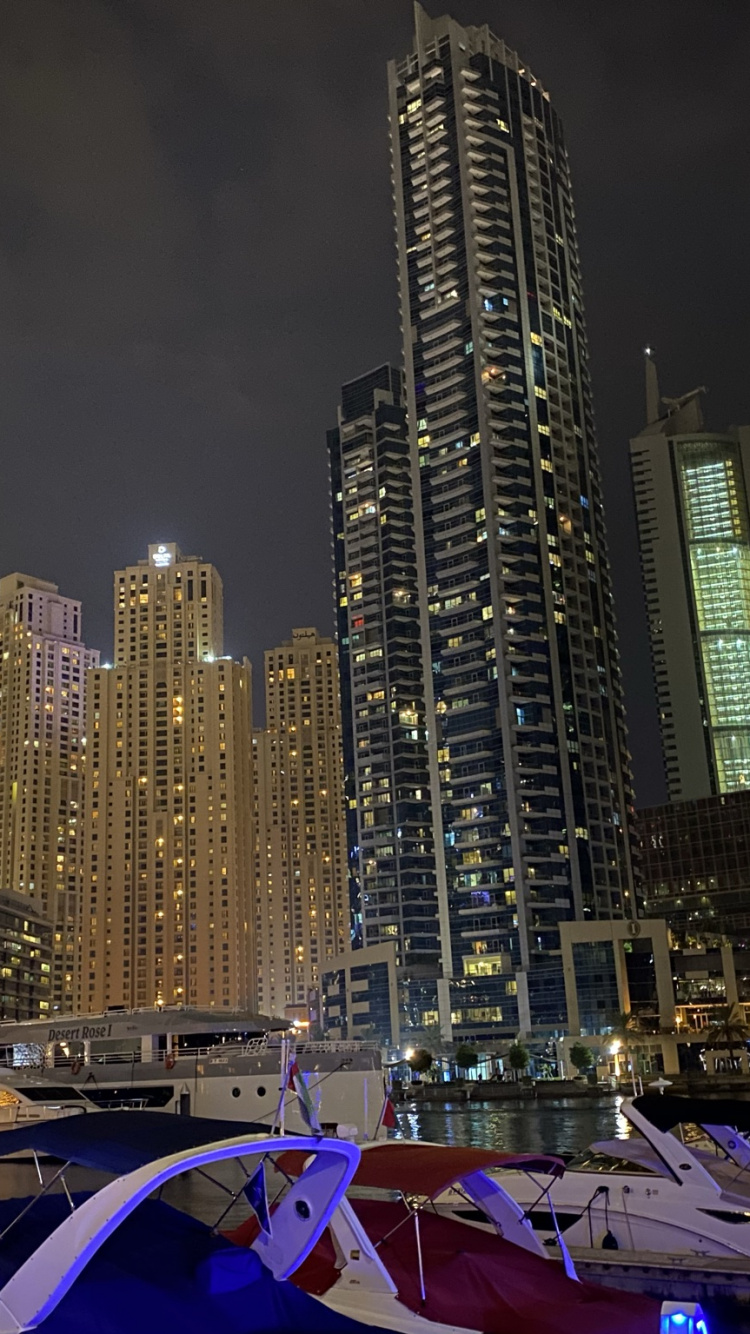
xmin=644 ymin=346 xmax=660 ymax=425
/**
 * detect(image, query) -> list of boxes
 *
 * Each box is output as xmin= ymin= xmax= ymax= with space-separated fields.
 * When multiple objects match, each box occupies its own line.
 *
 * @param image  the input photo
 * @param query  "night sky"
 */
xmin=1 ymin=1 xmax=748 ymax=806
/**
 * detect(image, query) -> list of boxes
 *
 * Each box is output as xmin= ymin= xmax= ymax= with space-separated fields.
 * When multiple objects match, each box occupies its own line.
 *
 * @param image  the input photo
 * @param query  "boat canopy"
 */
xmin=278 ymin=1140 xmax=564 ymax=1197
xmin=0 ymin=1110 xmax=270 ymax=1173
xmin=634 ymin=1094 xmax=750 ymax=1134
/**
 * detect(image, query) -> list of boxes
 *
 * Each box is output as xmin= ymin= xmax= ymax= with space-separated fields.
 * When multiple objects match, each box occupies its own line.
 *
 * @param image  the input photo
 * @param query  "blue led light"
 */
xmin=660 ymin=1309 xmax=710 ymax=1334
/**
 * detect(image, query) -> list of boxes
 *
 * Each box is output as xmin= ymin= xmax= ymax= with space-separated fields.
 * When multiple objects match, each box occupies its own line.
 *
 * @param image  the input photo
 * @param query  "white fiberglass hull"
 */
xmin=483 ymin=1169 xmax=750 ymax=1258
xmin=0 ymin=1051 xmax=387 ymax=1140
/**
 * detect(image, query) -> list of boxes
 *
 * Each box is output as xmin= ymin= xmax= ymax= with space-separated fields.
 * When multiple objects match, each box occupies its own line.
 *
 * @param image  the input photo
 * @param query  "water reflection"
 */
xmin=396 ymin=1095 xmax=627 ymax=1154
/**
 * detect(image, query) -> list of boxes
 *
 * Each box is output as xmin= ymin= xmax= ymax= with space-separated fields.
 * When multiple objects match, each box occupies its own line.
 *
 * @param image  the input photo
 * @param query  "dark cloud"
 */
xmin=0 ymin=0 xmax=748 ymax=804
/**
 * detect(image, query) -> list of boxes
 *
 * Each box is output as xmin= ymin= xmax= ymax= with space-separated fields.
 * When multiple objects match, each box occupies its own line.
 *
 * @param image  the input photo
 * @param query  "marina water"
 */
xmin=395 ymin=1094 xmax=628 ymax=1153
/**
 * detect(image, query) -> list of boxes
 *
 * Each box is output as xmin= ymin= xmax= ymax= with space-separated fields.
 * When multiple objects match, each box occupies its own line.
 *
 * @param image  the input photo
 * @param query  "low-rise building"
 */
xmin=559 ymin=917 xmax=750 ymax=1077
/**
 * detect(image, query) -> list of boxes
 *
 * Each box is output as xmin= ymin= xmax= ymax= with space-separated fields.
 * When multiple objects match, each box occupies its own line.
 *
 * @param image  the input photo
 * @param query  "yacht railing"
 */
xmin=0 ymin=1037 xmax=379 ymax=1072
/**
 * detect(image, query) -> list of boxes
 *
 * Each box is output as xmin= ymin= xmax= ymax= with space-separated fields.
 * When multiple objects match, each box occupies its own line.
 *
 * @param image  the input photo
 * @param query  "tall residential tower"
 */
xmin=253 ymin=629 xmax=348 ymax=1021
xmin=386 ymin=5 xmax=636 ymax=1035
xmin=631 ymin=359 xmax=750 ymax=800
xmin=79 ymin=544 xmax=254 ymax=1013
xmin=0 ymin=574 xmax=98 ymax=1012
xmin=329 ymin=367 xmax=443 ymax=986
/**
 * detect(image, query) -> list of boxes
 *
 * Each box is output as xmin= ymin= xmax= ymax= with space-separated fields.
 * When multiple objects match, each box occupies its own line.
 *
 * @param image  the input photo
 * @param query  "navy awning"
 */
xmin=0 ymin=1111 xmax=271 ymax=1174
xmin=633 ymin=1094 xmax=750 ymax=1134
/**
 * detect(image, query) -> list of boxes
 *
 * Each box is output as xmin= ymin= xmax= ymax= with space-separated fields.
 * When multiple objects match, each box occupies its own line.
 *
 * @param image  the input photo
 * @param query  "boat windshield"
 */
xmin=565 ymin=1135 xmax=666 ymax=1177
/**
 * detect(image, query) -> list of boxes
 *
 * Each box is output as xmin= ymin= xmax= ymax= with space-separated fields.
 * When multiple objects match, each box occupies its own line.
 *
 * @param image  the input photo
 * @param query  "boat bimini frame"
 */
xmin=0 ymin=1114 xmax=359 ymax=1334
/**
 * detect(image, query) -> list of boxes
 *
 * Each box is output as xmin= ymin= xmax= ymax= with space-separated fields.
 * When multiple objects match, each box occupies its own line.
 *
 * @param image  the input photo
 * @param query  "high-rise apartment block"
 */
xmin=0 ymin=574 xmax=98 ymax=1012
xmin=329 ymin=366 xmax=444 ymax=977
xmin=79 ymin=544 xmax=254 ymax=1013
xmin=254 ymin=629 xmax=348 ymax=1020
xmin=631 ymin=358 xmax=750 ymax=800
xmin=377 ymin=4 xmax=636 ymax=1036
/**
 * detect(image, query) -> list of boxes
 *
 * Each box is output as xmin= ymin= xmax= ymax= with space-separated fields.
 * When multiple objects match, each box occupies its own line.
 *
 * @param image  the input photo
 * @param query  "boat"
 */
xmin=0 ymin=1109 xmax=388 ymax=1334
xmin=0 ymin=1008 xmax=384 ymax=1139
xmin=630 ymin=1094 xmax=750 ymax=1199
xmin=226 ymin=1138 xmax=701 ymax=1333
xmin=476 ymin=1094 xmax=750 ymax=1259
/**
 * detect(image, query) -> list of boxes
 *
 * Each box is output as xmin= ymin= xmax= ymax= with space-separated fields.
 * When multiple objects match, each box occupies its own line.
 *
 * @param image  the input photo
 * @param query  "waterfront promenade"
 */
xmin=393 ymin=1075 xmax=750 ymax=1103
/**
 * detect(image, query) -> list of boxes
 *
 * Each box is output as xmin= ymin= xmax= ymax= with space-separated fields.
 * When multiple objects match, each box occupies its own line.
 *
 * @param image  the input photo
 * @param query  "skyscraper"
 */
xmin=79 ymin=543 xmax=254 ymax=1013
xmin=328 ymin=366 xmax=444 ymax=986
xmin=631 ymin=357 xmax=750 ymax=800
xmin=253 ymin=629 xmax=348 ymax=1021
xmin=385 ymin=4 xmax=636 ymax=1036
xmin=0 ymin=573 xmax=98 ymax=1012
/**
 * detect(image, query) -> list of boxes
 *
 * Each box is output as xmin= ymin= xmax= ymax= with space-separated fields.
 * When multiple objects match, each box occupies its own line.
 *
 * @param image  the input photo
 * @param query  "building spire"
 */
xmin=644 ymin=346 xmax=661 ymax=425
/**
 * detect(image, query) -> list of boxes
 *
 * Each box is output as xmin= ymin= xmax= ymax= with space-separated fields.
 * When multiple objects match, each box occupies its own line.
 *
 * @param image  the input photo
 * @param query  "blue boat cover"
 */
xmin=0 ymin=1111 xmax=272 ymax=1173
xmin=0 ymin=1194 xmax=390 ymax=1334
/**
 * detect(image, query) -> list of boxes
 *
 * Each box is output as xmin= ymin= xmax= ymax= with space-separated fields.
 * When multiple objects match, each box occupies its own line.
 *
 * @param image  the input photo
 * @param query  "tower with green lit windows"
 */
xmin=632 ymin=357 xmax=750 ymax=801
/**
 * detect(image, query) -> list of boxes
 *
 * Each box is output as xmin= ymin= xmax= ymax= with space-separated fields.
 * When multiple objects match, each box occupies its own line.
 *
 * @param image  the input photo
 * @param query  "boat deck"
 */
xmin=561 ymin=1245 xmax=750 ymax=1308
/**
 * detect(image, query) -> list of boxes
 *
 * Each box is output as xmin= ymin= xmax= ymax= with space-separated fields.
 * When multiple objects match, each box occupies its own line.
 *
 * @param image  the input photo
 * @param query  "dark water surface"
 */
xmin=395 ymin=1094 xmax=628 ymax=1152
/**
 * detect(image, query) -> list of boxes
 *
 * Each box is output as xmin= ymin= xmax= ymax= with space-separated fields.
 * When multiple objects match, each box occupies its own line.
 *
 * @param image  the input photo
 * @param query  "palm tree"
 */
xmin=705 ymin=1004 xmax=750 ymax=1072
xmin=609 ymin=1010 xmax=643 ymax=1081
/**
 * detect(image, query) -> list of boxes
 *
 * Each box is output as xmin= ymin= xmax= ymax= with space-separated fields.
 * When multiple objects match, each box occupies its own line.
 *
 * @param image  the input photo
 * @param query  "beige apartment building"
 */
xmin=254 ymin=628 xmax=348 ymax=1021
xmin=79 ymin=543 xmax=254 ymax=1013
xmin=0 ymin=573 xmax=98 ymax=1012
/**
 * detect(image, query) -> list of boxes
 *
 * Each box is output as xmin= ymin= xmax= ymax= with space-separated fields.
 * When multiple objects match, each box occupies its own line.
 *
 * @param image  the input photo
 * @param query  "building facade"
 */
xmin=79 ymin=544 xmax=254 ymax=1013
xmin=638 ymin=789 xmax=750 ymax=950
xmin=321 ymin=941 xmax=400 ymax=1047
xmin=328 ymin=366 xmax=443 ymax=979
xmin=0 ymin=573 xmax=98 ymax=1012
xmin=253 ymin=629 xmax=348 ymax=1021
xmin=0 ymin=889 xmax=54 ymax=1021
xmin=559 ymin=916 xmax=747 ymax=1077
xmin=630 ymin=358 xmax=750 ymax=800
xmin=386 ymin=5 xmax=636 ymax=1036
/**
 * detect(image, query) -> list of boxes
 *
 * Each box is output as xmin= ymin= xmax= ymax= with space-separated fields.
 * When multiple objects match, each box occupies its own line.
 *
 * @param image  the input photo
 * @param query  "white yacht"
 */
xmin=457 ymin=1095 xmax=750 ymax=1259
xmin=0 ymin=1007 xmax=387 ymax=1139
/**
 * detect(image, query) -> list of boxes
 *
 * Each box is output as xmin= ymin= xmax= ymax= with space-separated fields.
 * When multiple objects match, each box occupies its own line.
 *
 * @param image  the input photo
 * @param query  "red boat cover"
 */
xmin=275 ymin=1141 xmax=564 ymax=1197
xmin=350 ymin=1199 xmax=659 ymax=1334
xmin=226 ymin=1200 xmax=659 ymax=1333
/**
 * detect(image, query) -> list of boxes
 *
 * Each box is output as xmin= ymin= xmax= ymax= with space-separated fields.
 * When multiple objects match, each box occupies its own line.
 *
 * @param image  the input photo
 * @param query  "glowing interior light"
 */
xmin=660 ymin=1308 xmax=710 ymax=1334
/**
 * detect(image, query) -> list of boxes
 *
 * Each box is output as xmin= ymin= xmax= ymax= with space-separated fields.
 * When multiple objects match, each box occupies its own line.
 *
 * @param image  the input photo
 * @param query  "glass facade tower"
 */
xmin=387 ymin=5 xmax=636 ymax=1035
xmin=329 ymin=367 xmax=443 ymax=981
xmin=631 ymin=359 xmax=750 ymax=800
